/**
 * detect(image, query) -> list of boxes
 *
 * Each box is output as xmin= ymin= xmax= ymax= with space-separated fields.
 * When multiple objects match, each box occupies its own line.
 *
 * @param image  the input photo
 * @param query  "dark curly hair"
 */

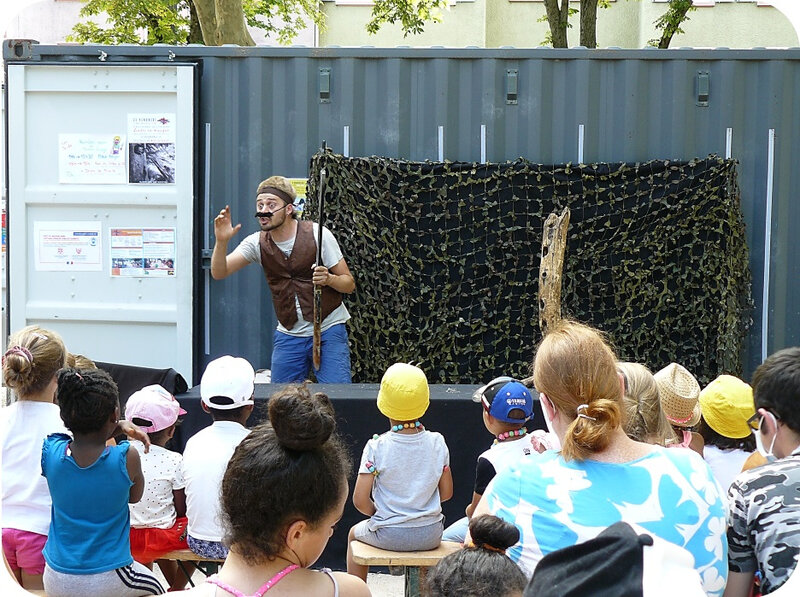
xmin=697 ymin=417 xmax=755 ymax=451
xmin=426 ymin=515 xmax=527 ymax=597
xmin=221 ymin=385 xmax=351 ymax=564
xmin=56 ymin=368 xmax=119 ymax=434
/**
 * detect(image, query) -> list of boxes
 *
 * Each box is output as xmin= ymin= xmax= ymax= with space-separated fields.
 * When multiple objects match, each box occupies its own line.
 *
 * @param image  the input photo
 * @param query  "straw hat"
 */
xmin=654 ymin=363 xmax=701 ymax=428
xmin=699 ymin=375 xmax=754 ymax=439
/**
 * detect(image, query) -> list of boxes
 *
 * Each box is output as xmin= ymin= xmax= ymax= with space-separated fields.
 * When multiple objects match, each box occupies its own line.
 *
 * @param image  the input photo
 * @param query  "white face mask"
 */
xmin=540 ymin=394 xmax=562 ymax=450
xmin=754 ymin=411 xmax=778 ymax=463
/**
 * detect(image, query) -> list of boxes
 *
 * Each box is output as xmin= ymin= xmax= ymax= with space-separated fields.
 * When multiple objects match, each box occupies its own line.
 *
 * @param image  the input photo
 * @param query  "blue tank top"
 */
xmin=42 ymin=433 xmax=134 ymax=574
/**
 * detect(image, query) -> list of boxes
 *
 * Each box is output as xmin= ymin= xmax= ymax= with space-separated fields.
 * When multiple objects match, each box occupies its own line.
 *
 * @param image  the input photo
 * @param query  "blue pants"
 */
xmin=442 ymin=516 xmax=469 ymax=543
xmin=271 ymin=323 xmax=352 ymax=383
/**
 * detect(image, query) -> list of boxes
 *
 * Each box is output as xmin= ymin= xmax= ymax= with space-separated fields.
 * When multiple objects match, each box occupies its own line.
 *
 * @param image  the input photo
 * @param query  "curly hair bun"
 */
xmin=56 ymin=367 xmax=87 ymax=394
xmin=268 ymin=386 xmax=336 ymax=451
xmin=469 ymin=515 xmax=520 ymax=552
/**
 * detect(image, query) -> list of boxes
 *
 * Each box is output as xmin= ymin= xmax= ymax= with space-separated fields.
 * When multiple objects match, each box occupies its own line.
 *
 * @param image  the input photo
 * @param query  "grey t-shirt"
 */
xmin=359 ymin=430 xmax=450 ymax=530
xmin=233 ymin=223 xmax=350 ymax=336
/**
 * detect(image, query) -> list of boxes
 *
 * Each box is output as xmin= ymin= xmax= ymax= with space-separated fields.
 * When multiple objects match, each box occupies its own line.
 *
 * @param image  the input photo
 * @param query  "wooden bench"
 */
xmin=159 ymin=549 xmax=225 ymax=563
xmin=159 ymin=549 xmax=226 ymax=587
xmin=350 ymin=540 xmax=462 ymax=597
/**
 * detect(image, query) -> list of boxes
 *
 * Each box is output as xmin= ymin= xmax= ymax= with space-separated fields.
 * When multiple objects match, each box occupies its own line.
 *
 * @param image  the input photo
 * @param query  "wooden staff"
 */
xmin=313 ymin=165 xmax=326 ymax=371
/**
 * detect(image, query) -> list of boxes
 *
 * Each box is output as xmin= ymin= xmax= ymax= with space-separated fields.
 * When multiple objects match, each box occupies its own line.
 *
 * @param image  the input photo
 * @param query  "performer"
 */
xmin=211 ymin=176 xmax=355 ymax=383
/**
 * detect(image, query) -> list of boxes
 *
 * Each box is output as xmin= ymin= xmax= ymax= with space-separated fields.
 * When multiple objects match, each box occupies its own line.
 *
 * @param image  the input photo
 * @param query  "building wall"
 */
xmin=322 ymin=1 xmax=799 ymax=48
xmin=320 ymin=0 xmax=486 ymax=47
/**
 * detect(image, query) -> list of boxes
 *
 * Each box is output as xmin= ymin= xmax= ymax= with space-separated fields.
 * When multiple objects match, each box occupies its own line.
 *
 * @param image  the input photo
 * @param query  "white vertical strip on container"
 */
xmin=343 ymin=125 xmax=350 ymax=158
xmin=725 ymin=128 xmax=733 ymax=159
xmin=480 ymin=124 xmax=487 ymax=164
xmin=438 ymin=126 xmax=444 ymax=161
xmin=577 ymin=124 xmax=585 ymax=164
xmin=204 ymin=122 xmax=212 ymax=355
xmin=762 ymin=129 xmax=776 ymax=362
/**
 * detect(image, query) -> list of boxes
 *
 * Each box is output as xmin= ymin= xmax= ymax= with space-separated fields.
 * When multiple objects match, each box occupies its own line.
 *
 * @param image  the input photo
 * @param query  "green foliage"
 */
xmin=243 ymin=0 xmax=324 ymax=44
xmin=68 ymin=0 xmax=190 ymax=45
xmin=366 ymin=0 xmax=449 ymax=36
xmin=650 ymin=0 xmax=696 ymax=48
xmin=69 ymin=0 xmax=320 ymax=46
xmin=308 ymin=152 xmax=752 ymax=385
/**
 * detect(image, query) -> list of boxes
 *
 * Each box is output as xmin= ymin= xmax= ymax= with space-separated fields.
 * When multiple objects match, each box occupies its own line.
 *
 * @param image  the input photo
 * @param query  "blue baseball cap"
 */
xmin=473 ymin=377 xmax=534 ymax=423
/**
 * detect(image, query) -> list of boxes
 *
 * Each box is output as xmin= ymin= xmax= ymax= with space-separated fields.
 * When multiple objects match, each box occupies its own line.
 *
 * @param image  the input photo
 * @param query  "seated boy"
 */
xmin=443 ymin=377 xmax=534 ymax=543
xmin=181 ymin=356 xmax=254 ymax=559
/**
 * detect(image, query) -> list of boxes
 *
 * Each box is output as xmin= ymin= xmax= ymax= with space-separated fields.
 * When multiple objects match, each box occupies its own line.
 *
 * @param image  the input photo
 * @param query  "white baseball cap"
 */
xmin=200 ymin=356 xmax=255 ymax=410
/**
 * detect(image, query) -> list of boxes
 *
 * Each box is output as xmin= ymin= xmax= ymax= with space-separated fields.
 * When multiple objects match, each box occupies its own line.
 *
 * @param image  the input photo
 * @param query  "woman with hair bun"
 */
xmin=426 ymin=515 xmax=527 ymax=597
xmin=173 ymin=385 xmax=370 ymax=597
xmin=1 ymin=325 xmax=68 ymax=590
xmin=472 ymin=321 xmax=728 ymax=596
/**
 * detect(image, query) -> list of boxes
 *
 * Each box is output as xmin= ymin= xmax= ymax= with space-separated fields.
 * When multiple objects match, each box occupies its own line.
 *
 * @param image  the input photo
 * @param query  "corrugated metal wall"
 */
xmin=6 ymin=44 xmax=800 ymax=379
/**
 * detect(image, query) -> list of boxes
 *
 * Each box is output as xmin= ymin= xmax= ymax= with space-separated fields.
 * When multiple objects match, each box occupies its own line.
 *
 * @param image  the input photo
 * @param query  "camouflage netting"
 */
xmin=307 ymin=152 xmax=752 ymax=385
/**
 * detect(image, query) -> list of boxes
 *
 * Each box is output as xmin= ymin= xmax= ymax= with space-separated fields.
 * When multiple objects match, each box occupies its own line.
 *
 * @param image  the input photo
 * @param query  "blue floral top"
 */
xmin=482 ymin=446 xmax=728 ymax=596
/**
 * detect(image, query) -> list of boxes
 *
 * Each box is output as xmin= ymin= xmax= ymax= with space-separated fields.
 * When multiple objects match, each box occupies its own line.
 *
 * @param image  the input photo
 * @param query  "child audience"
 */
xmin=443 ymin=377 xmax=533 ymax=542
xmin=173 ymin=385 xmax=370 ymax=596
xmin=472 ymin=321 xmax=728 ymax=596
xmin=697 ymin=375 xmax=756 ymax=493
xmin=654 ymin=362 xmax=704 ymax=455
xmin=183 ymin=356 xmax=254 ymax=560
xmin=347 ymin=363 xmax=453 ymax=580
xmin=125 ymin=384 xmax=191 ymax=591
xmin=428 ymin=515 xmax=527 ymax=597
xmin=1 ymin=326 xmax=68 ymax=590
xmin=618 ymin=361 xmax=677 ymax=446
xmin=42 ymin=368 xmax=163 ymax=596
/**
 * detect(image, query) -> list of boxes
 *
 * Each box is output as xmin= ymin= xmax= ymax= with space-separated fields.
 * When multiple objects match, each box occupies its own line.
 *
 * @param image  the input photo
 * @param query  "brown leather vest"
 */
xmin=259 ymin=220 xmax=343 ymax=329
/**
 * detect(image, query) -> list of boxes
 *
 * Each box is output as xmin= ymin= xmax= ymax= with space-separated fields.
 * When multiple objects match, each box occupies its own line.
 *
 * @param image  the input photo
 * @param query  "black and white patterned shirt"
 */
xmin=727 ymin=448 xmax=800 ymax=594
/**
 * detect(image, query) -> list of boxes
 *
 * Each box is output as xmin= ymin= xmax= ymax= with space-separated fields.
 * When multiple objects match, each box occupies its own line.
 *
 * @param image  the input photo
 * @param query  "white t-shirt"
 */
xmin=129 ymin=442 xmax=186 ymax=529
xmin=703 ymin=444 xmax=751 ymax=497
xmin=181 ymin=421 xmax=250 ymax=542
xmin=233 ymin=224 xmax=350 ymax=336
xmin=1 ymin=400 xmax=69 ymax=535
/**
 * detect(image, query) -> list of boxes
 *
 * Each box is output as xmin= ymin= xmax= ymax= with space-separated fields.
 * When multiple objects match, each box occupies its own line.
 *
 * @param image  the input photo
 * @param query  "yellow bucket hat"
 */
xmin=377 ymin=363 xmax=430 ymax=421
xmin=699 ymin=375 xmax=754 ymax=439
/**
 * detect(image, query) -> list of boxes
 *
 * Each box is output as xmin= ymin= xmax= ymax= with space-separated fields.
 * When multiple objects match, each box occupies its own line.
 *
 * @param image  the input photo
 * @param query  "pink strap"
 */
xmin=667 ymin=430 xmax=692 ymax=449
xmin=207 ymin=565 xmax=299 ymax=597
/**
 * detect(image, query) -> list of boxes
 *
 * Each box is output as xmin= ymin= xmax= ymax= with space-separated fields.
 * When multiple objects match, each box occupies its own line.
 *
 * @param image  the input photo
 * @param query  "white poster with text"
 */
xmin=34 ymin=221 xmax=102 ymax=271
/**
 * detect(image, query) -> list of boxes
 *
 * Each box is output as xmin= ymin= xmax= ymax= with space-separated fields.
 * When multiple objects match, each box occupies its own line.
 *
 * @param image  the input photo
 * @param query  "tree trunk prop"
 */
xmin=538 ymin=207 xmax=570 ymax=337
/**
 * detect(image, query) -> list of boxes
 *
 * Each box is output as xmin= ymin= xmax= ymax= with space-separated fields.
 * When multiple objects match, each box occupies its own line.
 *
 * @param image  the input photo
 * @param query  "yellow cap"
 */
xmin=377 ymin=363 xmax=430 ymax=421
xmin=699 ymin=375 xmax=754 ymax=439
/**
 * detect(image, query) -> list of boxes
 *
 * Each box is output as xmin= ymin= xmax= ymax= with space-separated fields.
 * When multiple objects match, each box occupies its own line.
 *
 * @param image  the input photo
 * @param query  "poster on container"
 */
xmin=288 ymin=178 xmax=308 ymax=215
xmin=33 ymin=221 xmax=102 ymax=271
xmin=127 ymin=114 xmax=176 ymax=184
xmin=110 ymin=227 xmax=176 ymax=277
xmin=58 ymin=134 xmax=127 ymax=184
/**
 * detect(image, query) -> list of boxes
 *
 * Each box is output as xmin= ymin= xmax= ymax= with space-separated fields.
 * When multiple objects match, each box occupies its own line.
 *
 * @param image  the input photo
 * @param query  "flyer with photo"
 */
xmin=110 ymin=227 xmax=176 ymax=277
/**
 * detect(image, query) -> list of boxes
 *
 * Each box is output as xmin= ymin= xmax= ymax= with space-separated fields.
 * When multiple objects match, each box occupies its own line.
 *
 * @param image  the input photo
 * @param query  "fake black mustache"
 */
xmin=254 ymin=204 xmax=290 ymax=218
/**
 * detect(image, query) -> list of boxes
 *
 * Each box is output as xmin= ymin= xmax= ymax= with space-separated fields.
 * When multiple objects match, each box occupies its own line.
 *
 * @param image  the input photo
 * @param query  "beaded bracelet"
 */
xmin=364 ymin=460 xmax=379 ymax=476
